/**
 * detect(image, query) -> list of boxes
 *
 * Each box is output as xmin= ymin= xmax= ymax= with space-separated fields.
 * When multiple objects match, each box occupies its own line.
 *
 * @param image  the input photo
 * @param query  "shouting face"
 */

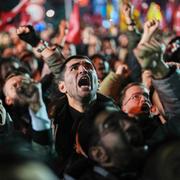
xmin=3 ymin=75 xmax=37 ymax=106
xmin=59 ymin=57 xmax=99 ymax=104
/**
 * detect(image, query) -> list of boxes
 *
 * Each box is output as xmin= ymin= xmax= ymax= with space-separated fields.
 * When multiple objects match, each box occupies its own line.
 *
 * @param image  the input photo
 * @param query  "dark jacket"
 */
xmin=50 ymin=93 xmax=117 ymax=168
xmin=148 ymin=66 xmax=180 ymax=147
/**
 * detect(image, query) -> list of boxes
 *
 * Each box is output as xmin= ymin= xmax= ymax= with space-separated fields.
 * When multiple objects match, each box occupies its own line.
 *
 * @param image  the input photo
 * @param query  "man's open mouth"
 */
xmin=78 ymin=76 xmax=91 ymax=88
xmin=141 ymin=103 xmax=150 ymax=113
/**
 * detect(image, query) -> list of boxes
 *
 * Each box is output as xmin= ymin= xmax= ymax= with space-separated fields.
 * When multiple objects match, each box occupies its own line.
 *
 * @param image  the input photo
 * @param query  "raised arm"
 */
xmin=134 ymin=37 xmax=180 ymax=120
xmin=99 ymin=63 xmax=130 ymax=104
xmin=55 ymin=19 xmax=69 ymax=46
xmin=17 ymin=26 xmax=65 ymax=80
xmin=139 ymin=19 xmax=159 ymax=45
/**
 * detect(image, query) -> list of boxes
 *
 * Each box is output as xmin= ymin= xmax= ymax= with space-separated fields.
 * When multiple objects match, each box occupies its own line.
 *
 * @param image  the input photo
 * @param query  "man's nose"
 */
xmin=140 ymin=95 xmax=150 ymax=105
xmin=79 ymin=65 xmax=88 ymax=73
xmin=139 ymin=95 xmax=146 ymax=103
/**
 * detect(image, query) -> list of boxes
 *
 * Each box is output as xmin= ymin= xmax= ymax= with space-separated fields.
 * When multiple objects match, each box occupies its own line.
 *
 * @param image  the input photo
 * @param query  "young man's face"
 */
xmin=94 ymin=110 xmax=131 ymax=168
xmin=121 ymin=85 xmax=151 ymax=117
xmin=59 ymin=58 xmax=99 ymax=102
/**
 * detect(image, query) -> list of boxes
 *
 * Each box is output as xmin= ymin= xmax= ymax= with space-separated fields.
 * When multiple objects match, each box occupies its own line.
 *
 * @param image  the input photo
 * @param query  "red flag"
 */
xmin=0 ymin=0 xmax=28 ymax=30
xmin=174 ymin=5 xmax=180 ymax=36
xmin=66 ymin=2 xmax=81 ymax=45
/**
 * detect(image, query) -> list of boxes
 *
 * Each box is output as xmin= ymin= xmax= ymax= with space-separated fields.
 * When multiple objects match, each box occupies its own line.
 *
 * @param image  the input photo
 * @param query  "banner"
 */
xmin=66 ymin=2 xmax=81 ymax=45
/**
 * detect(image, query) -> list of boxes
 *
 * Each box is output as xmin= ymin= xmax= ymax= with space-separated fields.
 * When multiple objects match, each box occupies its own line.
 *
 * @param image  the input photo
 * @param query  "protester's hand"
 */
xmin=0 ymin=100 xmax=6 ymax=126
xmin=134 ymin=39 xmax=162 ymax=69
xmin=16 ymin=80 xmax=41 ymax=112
xmin=134 ymin=39 xmax=170 ymax=78
xmin=122 ymin=2 xmax=133 ymax=25
xmin=56 ymin=19 xmax=69 ymax=46
xmin=115 ymin=63 xmax=130 ymax=77
xmin=58 ymin=20 xmax=69 ymax=36
xmin=139 ymin=19 xmax=159 ymax=44
xmin=17 ymin=25 xmax=40 ymax=47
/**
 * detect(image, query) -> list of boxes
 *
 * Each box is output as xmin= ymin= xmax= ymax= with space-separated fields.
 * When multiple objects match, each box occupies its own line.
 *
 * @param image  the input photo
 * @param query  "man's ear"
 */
xmin=58 ymin=81 xmax=67 ymax=93
xmin=121 ymin=105 xmax=127 ymax=113
xmin=5 ymin=96 xmax=13 ymax=105
xmin=90 ymin=146 xmax=108 ymax=164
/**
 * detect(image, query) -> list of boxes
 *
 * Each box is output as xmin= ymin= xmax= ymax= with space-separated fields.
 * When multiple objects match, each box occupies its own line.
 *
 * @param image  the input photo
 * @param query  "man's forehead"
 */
xmin=5 ymin=74 xmax=29 ymax=84
xmin=66 ymin=58 xmax=92 ymax=66
xmin=126 ymin=85 xmax=149 ymax=95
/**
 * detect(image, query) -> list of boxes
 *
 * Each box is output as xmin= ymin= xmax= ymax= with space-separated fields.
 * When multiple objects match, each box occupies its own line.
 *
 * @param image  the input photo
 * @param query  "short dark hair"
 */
xmin=55 ymin=55 xmax=92 ymax=82
xmin=90 ymin=54 xmax=107 ymax=62
xmin=120 ymin=82 xmax=147 ymax=106
xmin=4 ymin=68 xmax=31 ymax=82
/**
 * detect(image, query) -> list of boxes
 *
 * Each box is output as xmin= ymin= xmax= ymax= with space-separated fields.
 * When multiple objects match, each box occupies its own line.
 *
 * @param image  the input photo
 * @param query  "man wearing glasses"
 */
xmin=121 ymin=82 xmax=151 ymax=118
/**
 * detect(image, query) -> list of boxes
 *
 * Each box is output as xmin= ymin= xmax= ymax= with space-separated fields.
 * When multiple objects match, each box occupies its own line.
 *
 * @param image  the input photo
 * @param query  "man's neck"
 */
xmin=67 ymin=95 xmax=97 ymax=113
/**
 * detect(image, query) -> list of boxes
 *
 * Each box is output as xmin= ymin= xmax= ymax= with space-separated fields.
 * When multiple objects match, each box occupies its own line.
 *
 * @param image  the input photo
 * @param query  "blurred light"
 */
xmin=177 ymin=12 xmax=180 ymax=18
xmin=142 ymin=2 xmax=148 ymax=10
xmin=102 ymin=20 xmax=110 ymax=29
xmin=46 ymin=9 xmax=55 ymax=17
xmin=34 ymin=22 xmax=46 ymax=32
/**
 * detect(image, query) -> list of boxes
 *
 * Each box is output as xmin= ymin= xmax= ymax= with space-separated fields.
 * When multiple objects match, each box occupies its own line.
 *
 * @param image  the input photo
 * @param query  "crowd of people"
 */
xmin=0 ymin=2 xmax=180 ymax=180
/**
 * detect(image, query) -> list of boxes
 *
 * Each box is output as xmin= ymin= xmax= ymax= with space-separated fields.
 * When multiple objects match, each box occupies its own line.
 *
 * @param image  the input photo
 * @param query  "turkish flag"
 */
xmin=66 ymin=2 xmax=81 ymax=45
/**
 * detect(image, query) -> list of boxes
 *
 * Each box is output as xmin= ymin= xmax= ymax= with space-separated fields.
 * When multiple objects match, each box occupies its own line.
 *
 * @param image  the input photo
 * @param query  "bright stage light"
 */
xmin=46 ymin=9 xmax=55 ymax=17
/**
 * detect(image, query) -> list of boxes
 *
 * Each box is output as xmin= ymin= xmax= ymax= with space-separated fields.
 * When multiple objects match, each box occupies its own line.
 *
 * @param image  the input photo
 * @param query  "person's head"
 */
xmin=164 ymin=36 xmax=180 ymax=63
xmin=77 ymin=102 xmax=139 ymax=170
xmin=57 ymin=55 xmax=99 ymax=105
xmin=118 ymin=33 xmax=128 ymax=48
xmin=3 ymin=71 xmax=37 ymax=107
xmin=101 ymin=38 xmax=115 ymax=56
xmin=0 ymin=57 xmax=23 ymax=84
xmin=0 ymin=139 xmax=58 ymax=180
xmin=120 ymin=82 xmax=152 ymax=117
xmin=91 ymin=54 xmax=110 ymax=81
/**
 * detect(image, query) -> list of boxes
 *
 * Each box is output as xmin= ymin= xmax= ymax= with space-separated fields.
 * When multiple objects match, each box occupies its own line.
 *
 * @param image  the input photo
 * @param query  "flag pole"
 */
xmin=65 ymin=0 xmax=73 ymax=20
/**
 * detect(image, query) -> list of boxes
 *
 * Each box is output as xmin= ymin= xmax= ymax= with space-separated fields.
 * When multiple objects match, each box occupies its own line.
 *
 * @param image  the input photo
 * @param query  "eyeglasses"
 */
xmin=123 ymin=93 xmax=149 ymax=106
